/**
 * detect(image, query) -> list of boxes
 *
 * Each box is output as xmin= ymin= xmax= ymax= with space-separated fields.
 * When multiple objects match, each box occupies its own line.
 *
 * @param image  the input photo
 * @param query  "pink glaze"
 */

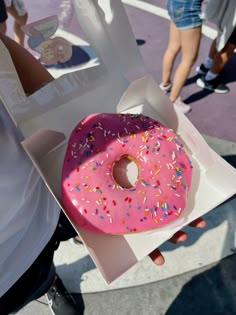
xmin=61 ymin=113 xmax=193 ymax=234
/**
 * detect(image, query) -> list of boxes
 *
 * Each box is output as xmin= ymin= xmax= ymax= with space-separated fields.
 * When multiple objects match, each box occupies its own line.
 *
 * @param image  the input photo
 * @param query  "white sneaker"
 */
xmin=159 ymin=82 xmax=172 ymax=94
xmin=173 ymin=97 xmax=192 ymax=114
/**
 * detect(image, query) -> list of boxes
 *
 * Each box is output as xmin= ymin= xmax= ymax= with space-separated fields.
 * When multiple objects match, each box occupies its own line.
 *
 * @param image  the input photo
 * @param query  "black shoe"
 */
xmin=196 ymin=76 xmax=229 ymax=93
xmin=46 ymin=275 xmax=78 ymax=315
xmin=196 ymin=63 xmax=209 ymax=75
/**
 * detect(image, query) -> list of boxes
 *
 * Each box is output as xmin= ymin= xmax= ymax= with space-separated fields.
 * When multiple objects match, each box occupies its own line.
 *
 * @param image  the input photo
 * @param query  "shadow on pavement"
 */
xmin=183 ymin=88 xmax=213 ymax=104
xmin=136 ymin=39 xmax=146 ymax=46
xmin=183 ymin=73 xmax=214 ymax=104
xmin=44 ymin=45 xmax=90 ymax=69
xmin=166 ymin=254 xmax=236 ymax=315
xmin=71 ymin=293 xmax=85 ymax=314
xmin=55 ymin=254 xmax=96 ymax=314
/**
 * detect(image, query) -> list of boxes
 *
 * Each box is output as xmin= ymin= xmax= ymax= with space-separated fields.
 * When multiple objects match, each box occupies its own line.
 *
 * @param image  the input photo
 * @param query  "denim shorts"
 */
xmin=167 ymin=0 xmax=204 ymax=30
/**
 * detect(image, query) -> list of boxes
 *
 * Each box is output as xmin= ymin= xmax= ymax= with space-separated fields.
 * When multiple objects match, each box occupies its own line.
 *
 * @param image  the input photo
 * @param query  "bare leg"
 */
xmin=161 ymin=21 xmax=181 ymax=86
xmin=0 ymin=21 xmax=7 ymax=34
xmin=208 ymin=38 xmax=217 ymax=60
xmin=169 ymin=26 xmax=202 ymax=102
xmin=6 ymin=6 xmax=28 ymax=46
xmin=210 ymin=41 xmax=236 ymax=74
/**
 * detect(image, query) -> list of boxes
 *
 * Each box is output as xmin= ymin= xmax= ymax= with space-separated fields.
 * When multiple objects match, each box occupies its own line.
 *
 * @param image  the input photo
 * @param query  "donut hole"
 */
xmin=112 ymin=155 xmax=139 ymax=189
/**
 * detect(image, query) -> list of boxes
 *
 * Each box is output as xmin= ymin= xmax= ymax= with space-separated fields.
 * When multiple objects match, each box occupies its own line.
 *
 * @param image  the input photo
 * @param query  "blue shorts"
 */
xmin=167 ymin=0 xmax=203 ymax=30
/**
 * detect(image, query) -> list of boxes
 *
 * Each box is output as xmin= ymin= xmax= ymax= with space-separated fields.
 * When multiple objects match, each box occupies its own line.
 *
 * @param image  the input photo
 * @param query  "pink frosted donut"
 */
xmin=61 ymin=113 xmax=193 ymax=234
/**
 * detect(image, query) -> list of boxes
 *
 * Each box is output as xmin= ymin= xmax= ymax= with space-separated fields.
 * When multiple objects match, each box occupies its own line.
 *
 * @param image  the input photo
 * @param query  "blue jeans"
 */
xmin=167 ymin=0 xmax=204 ymax=29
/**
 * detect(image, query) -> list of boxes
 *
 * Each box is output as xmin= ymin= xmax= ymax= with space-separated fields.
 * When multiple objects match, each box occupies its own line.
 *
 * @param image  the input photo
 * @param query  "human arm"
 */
xmin=0 ymin=32 xmax=54 ymax=95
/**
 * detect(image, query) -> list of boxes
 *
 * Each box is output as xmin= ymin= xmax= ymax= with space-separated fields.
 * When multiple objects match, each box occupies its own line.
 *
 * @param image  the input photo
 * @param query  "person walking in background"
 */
xmin=196 ymin=0 xmax=236 ymax=93
xmin=0 ymin=0 xmax=28 ymax=46
xmin=160 ymin=0 xmax=204 ymax=114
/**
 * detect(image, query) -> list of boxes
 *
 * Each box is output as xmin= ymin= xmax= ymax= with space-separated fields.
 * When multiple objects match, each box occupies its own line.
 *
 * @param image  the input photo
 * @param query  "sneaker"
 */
xmin=159 ymin=82 xmax=172 ymax=94
xmin=173 ymin=97 xmax=192 ymax=114
xmin=196 ymin=63 xmax=209 ymax=75
xmin=46 ymin=275 xmax=78 ymax=315
xmin=196 ymin=76 xmax=229 ymax=93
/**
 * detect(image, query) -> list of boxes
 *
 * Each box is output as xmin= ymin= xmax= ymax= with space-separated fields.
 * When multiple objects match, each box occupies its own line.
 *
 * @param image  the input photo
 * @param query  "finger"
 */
xmin=169 ymin=230 xmax=187 ymax=244
xmin=189 ymin=217 xmax=206 ymax=228
xmin=149 ymin=249 xmax=165 ymax=266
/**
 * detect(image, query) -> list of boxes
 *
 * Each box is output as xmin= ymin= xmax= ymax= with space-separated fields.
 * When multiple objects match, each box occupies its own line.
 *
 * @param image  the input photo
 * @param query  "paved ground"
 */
xmin=4 ymin=0 xmax=236 ymax=314
xmin=17 ymin=253 xmax=236 ymax=315
xmin=8 ymin=0 xmax=234 ymax=142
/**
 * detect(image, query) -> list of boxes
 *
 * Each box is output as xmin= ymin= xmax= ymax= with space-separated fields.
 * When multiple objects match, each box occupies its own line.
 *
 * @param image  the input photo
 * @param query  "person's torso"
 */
xmin=0 ymin=101 xmax=60 ymax=297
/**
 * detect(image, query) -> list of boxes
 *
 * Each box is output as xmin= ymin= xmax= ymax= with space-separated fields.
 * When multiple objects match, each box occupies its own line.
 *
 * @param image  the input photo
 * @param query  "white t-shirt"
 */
xmin=0 ymin=101 xmax=60 ymax=297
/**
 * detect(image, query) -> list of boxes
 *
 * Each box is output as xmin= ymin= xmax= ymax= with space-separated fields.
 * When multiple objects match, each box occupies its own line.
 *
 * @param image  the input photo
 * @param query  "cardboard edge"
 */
xmin=22 ymin=128 xmax=66 ymax=161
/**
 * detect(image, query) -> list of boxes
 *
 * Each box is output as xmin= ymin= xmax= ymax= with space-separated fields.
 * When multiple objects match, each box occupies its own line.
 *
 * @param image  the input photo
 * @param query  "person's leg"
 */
xmin=169 ymin=25 xmax=202 ymax=102
xmin=208 ymin=38 xmax=218 ymax=60
xmin=196 ymin=28 xmax=236 ymax=93
xmin=0 ymin=234 xmax=56 ymax=314
xmin=0 ymin=21 xmax=7 ymax=33
xmin=0 ymin=212 xmax=78 ymax=315
xmin=6 ymin=2 xmax=28 ymax=46
xmin=210 ymin=41 xmax=236 ymax=75
xmin=196 ymin=38 xmax=217 ymax=74
xmin=161 ymin=20 xmax=181 ymax=88
xmin=209 ymin=27 xmax=236 ymax=76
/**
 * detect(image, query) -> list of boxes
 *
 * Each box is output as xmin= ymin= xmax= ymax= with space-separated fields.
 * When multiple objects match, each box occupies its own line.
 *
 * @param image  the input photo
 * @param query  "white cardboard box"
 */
xmin=0 ymin=0 xmax=236 ymax=284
